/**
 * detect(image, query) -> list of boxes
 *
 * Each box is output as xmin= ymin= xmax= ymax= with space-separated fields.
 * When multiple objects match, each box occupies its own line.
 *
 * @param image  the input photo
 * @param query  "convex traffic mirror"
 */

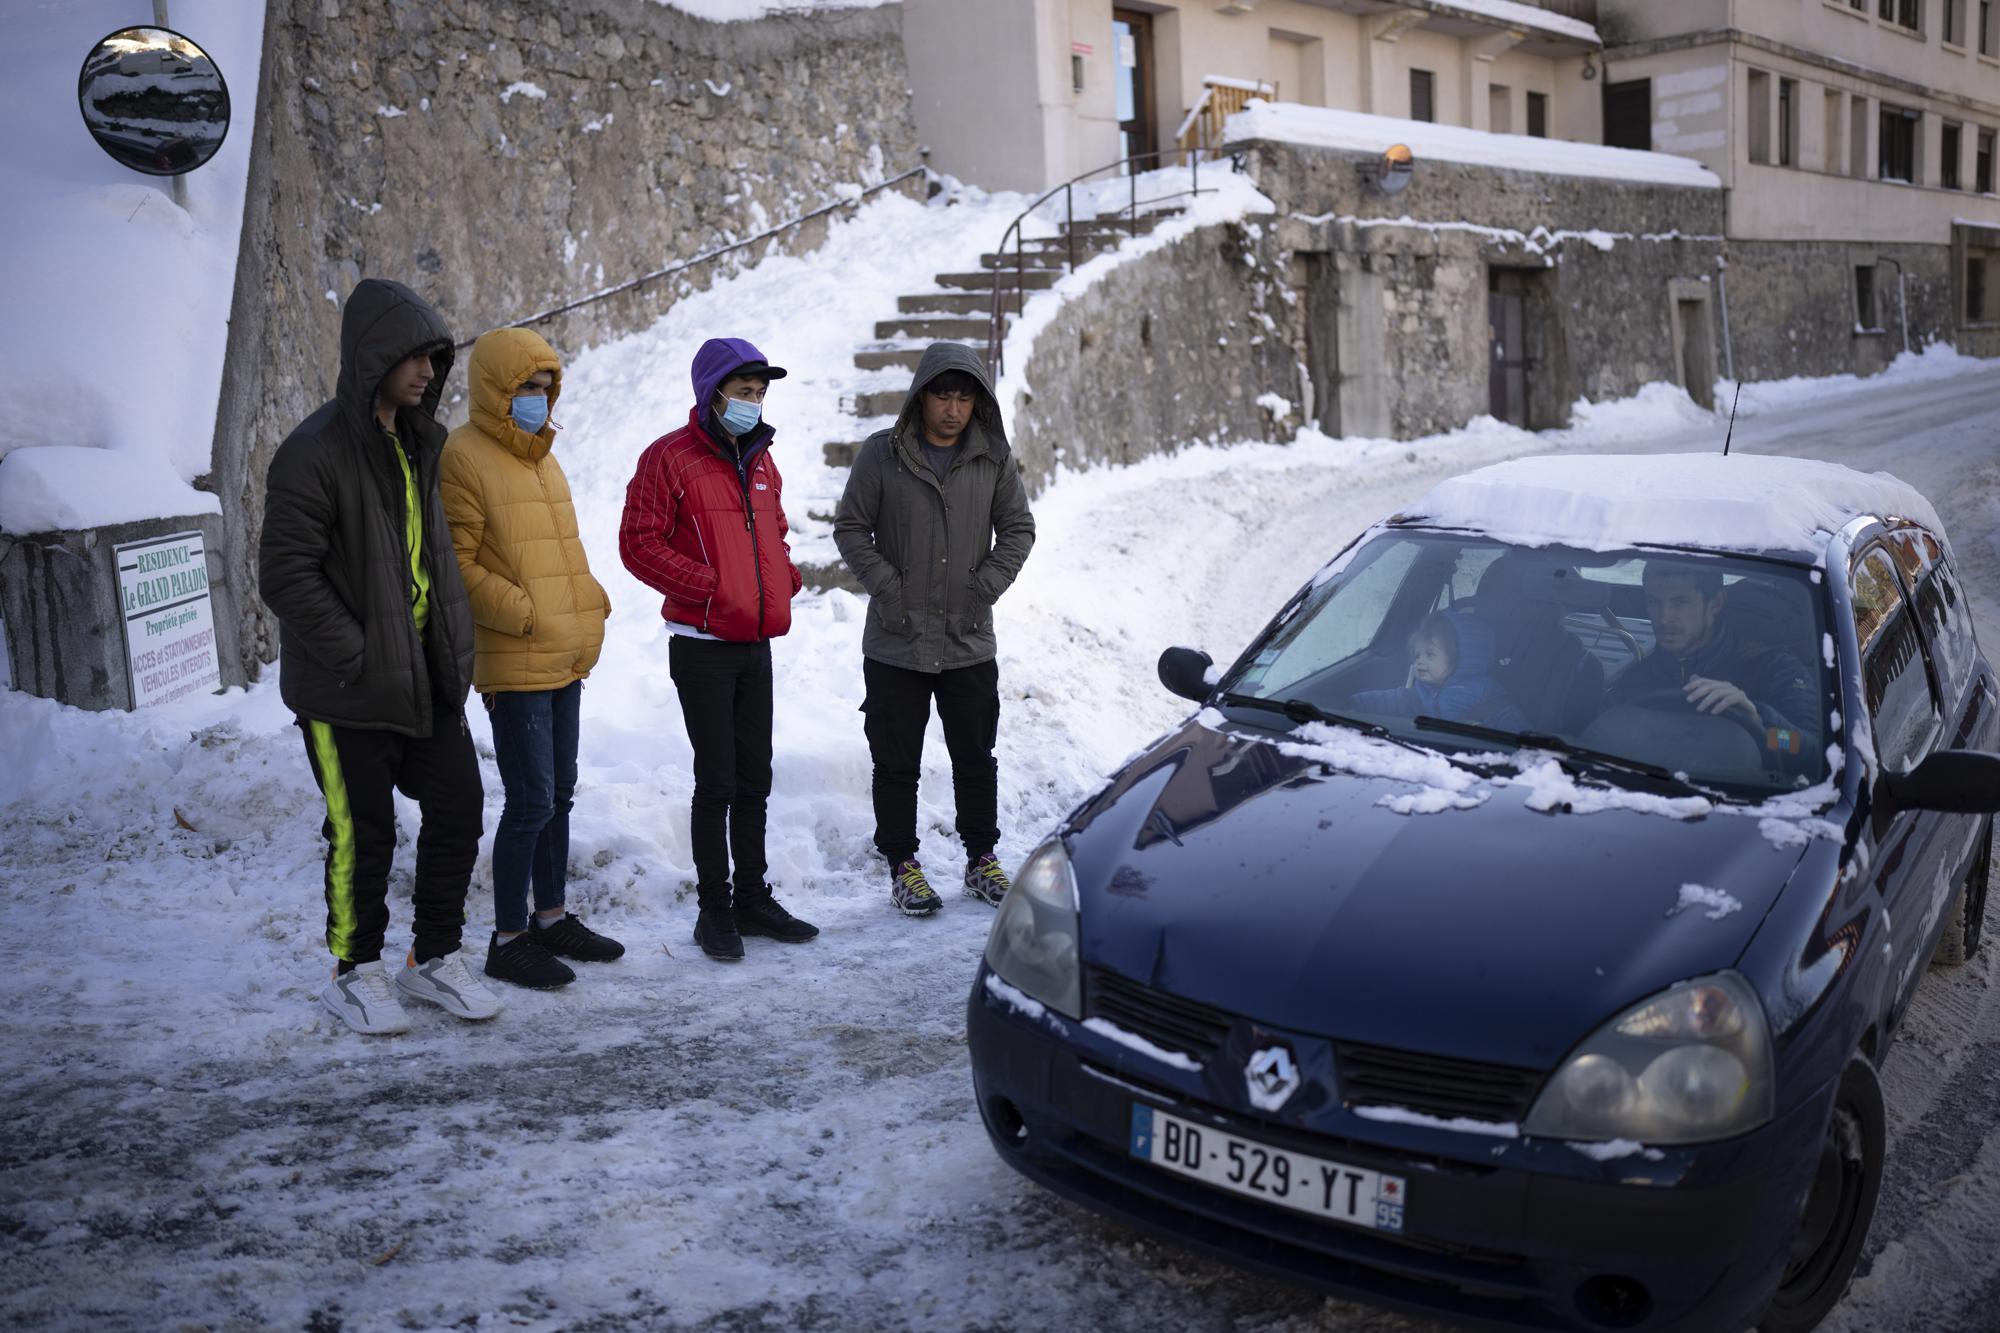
xmin=78 ymin=26 xmax=230 ymax=177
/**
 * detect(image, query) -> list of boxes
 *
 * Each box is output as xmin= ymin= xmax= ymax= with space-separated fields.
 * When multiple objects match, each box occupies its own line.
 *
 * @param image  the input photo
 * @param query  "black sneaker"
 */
xmin=484 ymin=932 xmax=576 ymax=989
xmin=735 ymin=888 xmax=820 ymax=942
xmin=531 ymin=912 xmax=626 ymax=962
xmin=693 ymin=906 xmax=745 ymax=961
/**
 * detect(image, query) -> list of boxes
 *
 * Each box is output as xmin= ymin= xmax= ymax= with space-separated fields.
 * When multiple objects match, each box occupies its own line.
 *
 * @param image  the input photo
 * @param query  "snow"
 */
xmin=1567 ymin=1138 xmax=1664 ymax=1162
xmin=1227 ymin=102 xmax=1721 ymax=189
xmin=1354 ymin=1105 xmax=1521 ymax=1138
xmin=1406 ymin=451 xmax=1948 ymax=558
xmin=983 ymin=972 xmax=1048 ymax=1024
xmin=653 ymin=0 xmax=892 ymax=19
xmin=1432 ymin=0 xmax=1601 ymax=44
xmin=1255 ymin=392 xmax=1294 ymax=418
xmin=1082 ymin=1018 xmax=1204 ymax=1071
xmin=1277 ymin=722 xmax=1494 ymax=815
xmin=499 ymin=81 xmax=547 ymax=102
xmin=0 ymin=1 xmax=265 ymax=535
xmin=1669 ymin=884 xmax=1744 ymax=921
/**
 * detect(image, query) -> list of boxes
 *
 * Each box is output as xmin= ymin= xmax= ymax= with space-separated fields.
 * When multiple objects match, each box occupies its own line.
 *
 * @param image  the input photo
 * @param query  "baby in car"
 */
xmin=1349 ymin=609 xmax=1525 ymax=730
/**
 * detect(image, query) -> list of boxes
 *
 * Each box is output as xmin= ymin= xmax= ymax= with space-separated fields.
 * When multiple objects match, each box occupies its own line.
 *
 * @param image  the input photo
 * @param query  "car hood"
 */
xmin=1066 ymin=717 xmax=1813 ymax=1071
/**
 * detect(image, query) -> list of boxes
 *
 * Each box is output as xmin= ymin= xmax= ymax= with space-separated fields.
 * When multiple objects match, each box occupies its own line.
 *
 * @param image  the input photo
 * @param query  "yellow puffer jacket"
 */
xmin=441 ymin=327 xmax=611 ymax=693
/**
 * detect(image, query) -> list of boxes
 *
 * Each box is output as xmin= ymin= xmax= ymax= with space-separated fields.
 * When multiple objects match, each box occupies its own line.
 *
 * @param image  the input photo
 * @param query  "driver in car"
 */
xmin=1604 ymin=560 xmax=1819 ymax=758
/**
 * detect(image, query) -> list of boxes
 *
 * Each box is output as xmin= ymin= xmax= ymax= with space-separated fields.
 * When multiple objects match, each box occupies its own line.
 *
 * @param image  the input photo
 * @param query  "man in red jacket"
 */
xmin=619 ymin=337 xmax=816 ymax=960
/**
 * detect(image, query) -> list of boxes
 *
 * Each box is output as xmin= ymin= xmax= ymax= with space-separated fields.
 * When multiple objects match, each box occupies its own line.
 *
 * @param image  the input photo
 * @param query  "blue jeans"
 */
xmin=486 ymin=681 xmax=581 ymax=933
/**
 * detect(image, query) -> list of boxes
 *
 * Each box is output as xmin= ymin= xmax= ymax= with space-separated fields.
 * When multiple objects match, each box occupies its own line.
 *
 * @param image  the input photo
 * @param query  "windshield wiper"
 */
xmin=1219 ymin=694 xmax=1477 ymax=766
xmin=1408 ymin=716 xmax=1706 ymax=794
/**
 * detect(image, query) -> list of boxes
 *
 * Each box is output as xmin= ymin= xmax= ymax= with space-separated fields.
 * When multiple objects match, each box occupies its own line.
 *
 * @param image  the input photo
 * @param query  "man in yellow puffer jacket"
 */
xmin=441 ymin=327 xmax=625 ymax=989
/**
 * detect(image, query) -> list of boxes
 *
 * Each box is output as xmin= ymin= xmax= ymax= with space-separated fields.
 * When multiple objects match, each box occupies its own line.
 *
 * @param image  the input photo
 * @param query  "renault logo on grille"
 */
xmin=1245 ymin=1045 xmax=1300 ymax=1111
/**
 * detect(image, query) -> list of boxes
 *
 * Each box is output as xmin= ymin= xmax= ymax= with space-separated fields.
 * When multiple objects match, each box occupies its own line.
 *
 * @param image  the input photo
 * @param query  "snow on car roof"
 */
xmin=1399 ymin=453 xmax=1945 ymax=559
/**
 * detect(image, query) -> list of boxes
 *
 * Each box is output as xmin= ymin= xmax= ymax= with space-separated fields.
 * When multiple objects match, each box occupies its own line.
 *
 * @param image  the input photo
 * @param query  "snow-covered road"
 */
xmin=3 ymin=287 xmax=1996 ymax=1328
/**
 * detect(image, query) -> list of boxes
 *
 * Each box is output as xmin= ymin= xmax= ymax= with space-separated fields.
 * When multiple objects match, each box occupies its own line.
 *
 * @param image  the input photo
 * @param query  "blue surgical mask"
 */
xmin=510 ymin=394 xmax=550 ymax=434
xmin=719 ymin=396 xmax=762 ymax=435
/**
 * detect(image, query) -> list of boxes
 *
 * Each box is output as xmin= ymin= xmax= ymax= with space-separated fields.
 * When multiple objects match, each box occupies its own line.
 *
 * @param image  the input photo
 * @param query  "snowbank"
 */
xmin=1225 ymin=101 xmax=1721 ymax=189
xmin=1405 ymin=451 xmax=1946 ymax=557
xmin=1431 ymin=0 xmax=1601 ymax=45
xmin=654 ymin=0 xmax=892 ymax=19
xmin=0 ymin=1 xmax=264 ymax=535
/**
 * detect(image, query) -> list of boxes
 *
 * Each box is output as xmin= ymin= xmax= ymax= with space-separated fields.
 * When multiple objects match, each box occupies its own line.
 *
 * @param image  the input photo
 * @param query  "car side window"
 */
xmin=1919 ymin=557 xmax=1980 ymax=696
xmin=1852 ymin=547 xmax=1940 ymax=774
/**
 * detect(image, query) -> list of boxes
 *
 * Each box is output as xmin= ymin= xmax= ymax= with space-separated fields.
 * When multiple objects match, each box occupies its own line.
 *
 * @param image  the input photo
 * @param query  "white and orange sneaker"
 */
xmin=320 ymin=960 xmax=412 ymax=1035
xmin=395 ymin=949 xmax=504 ymax=1020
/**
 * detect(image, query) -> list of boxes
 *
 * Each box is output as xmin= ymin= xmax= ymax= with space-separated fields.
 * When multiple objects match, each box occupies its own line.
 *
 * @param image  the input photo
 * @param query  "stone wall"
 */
xmin=211 ymin=0 xmax=920 ymax=678
xmin=1007 ymin=219 xmax=1301 ymax=489
xmin=1238 ymin=138 xmax=1728 ymax=441
xmin=1722 ymin=240 xmax=1967 ymax=382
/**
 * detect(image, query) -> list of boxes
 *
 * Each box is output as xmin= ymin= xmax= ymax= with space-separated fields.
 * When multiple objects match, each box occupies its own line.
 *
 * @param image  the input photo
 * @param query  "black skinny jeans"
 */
xmin=668 ymin=636 xmax=773 ymax=901
xmin=863 ymin=656 xmax=1000 ymax=867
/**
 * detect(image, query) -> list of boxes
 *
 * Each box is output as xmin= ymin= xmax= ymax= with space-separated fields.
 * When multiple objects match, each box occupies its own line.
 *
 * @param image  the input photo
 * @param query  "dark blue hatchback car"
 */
xmin=967 ymin=455 xmax=1999 ymax=1333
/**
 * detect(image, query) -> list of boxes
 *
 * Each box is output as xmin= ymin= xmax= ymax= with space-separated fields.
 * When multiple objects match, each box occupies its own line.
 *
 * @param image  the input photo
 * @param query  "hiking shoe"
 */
xmin=484 ymin=932 xmax=576 ymax=990
xmin=964 ymin=853 xmax=1011 ymax=906
xmin=693 ymin=906 xmax=745 ymax=961
xmin=735 ymin=889 xmax=820 ymax=942
xmin=320 ymin=960 xmax=410 ymax=1035
xmin=396 ymin=950 xmax=504 ymax=1020
xmin=890 ymin=859 xmax=942 ymax=917
xmin=531 ymin=912 xmax=626 ymax=962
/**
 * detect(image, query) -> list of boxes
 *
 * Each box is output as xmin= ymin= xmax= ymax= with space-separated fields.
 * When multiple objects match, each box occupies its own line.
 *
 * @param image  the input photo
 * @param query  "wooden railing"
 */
xmin=1175 ymin=76 xmax=1277 ymax=163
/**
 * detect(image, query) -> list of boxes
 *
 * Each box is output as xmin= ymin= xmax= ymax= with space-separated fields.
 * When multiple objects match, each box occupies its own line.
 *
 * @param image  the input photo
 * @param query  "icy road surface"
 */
xmin=4 ymin=356 xmax=1997 ymax=1330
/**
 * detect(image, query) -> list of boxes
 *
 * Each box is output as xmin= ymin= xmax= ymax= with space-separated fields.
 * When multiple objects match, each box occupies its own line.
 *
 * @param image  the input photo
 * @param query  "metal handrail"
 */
xmin=454 ymin=158 xmax=930 ymax=351
xmin=985 ymin=150 xmax=1215 ymax=376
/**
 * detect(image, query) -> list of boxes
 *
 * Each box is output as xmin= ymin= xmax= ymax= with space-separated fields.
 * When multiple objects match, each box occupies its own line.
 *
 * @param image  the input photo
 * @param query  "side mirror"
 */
xmin=1881 ymin=750 xmax=2000 ymax=813
xmin=1158 ymin=646 xmax=1215 ymax=702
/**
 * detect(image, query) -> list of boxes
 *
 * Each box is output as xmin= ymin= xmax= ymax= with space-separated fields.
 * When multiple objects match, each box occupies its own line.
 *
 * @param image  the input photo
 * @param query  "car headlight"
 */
xmin=983 ymin=839 xmax=1082 ymax=1019
xmin=1523 ymin=971 xmax=1775 ymax=1145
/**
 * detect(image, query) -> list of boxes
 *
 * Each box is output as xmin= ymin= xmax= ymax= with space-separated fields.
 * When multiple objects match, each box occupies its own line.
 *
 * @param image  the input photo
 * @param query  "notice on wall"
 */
xmin=115 ymin=530 xmax=221 ymax=709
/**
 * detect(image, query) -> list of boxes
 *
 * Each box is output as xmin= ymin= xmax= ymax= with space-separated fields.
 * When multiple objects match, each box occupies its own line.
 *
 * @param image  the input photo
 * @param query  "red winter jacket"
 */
xmin=619 ymin=408 xmax=802 ymax=641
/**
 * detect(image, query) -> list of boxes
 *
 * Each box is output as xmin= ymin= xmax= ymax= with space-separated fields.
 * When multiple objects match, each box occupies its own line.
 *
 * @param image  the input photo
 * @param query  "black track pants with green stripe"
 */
xmin=298 ymin=708 xmax=484 ymax=964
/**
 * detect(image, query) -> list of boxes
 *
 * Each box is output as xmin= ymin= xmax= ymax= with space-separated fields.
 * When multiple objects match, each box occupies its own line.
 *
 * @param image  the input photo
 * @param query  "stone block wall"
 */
xmin=211 ymin=0 xmax=919 ymax=677
xmin=1722 ymin=240 xmax=1965 ymax=381
xmin=1007 ymin=219 xmax=1301 ymax=488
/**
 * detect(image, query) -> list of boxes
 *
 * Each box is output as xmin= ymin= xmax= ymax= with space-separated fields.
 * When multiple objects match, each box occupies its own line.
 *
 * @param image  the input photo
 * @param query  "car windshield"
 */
xmin=1224 ymin=530 xmax=1832 ymax=797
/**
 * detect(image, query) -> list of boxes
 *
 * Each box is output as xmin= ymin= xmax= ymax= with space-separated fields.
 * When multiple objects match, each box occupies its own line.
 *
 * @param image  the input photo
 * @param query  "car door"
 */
xmin=1848 ymin=543 xmax=1954 ymax=1030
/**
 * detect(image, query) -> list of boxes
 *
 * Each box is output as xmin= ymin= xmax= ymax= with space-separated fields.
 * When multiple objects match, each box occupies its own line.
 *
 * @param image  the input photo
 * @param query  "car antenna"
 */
xmin=1721 ymin=379 xmax=1743 ymax=456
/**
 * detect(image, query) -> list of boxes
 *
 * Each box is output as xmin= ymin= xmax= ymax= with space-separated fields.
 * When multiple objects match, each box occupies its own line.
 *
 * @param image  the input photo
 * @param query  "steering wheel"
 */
xmin=1621 ymin=686 xmax=1770 ymax=752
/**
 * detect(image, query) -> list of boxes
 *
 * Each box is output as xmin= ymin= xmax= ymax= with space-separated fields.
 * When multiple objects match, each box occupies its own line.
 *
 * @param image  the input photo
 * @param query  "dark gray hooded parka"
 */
xmin=834 ymin=342 xmax=1036 ymax=672
xmin=258 ymin=278 xmax=476 ymax=735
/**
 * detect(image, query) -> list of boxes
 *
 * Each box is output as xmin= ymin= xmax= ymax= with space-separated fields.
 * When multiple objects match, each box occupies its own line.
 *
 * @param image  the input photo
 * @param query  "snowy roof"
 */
xmin=1423 ymin=0 xmax=1600 ymax=46
xmin=1400 ymin=453 xmax=1946 ymax=558
xmin=1225 ymin=103 xmax=1721 ymax=189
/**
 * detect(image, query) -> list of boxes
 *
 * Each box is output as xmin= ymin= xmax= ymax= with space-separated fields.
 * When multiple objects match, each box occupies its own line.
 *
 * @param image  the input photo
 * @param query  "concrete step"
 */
xmin=1064 ymin=210 xmax=1179 ymax=237
xmin=872 ymin=315 xmax=992 ymax=340
xmin=935 ymin=269 xmax=1060 ymax=291
xmin=897 ymin=291 xmax=1004 ymax=315
xmin=823 ymin=439 xmax=864 ymax=468
xmin=850 ymin=388 xmax=907 ymax=416
xmin=980 ymin=250 xmax=1069 ymax=270
xmin=799 ymin=559 xmax=861 ymax=593
xmin=853 ymin=345 xmax=942 ymax=372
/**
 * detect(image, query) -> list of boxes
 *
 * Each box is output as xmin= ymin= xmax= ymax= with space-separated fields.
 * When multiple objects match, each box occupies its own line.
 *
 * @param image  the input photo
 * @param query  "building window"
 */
xmin=1943 ymin=121 xmax=1962 ymax=188
xmin=1979 ymin=128 xmax=1995 ymax=193
xmin=1488 ymin=83 xmax=1512 ymax=133
xmin=1748 ymin=69 xmax=1772 ymax=164
xmin=1527 ymin=90 xmax=1548 ymax=138
xmin=1410 ymin=69 xmax=1435 ymax=123
xmin=1856 ymin=264 xmax=1879 ymax=330
xmin=1969 ymin=246 xmax=1991 ymax=323
xmin=1824 ymin=89 xmax=1846 ymax=175
xmin=1945 ymin=0 xmax=1964 ymax=42
xmin=1981 ymin=0 xmax=1996 ymax=53
xmin=1881 ymin=0 xmax=1923 ymax=28
xmin=1779 ymin=78 xmax=1798 ymax=166
xmin=1879 ymin=104 xmax=1918 ymax=181
xmin=1851 ymin=98 xmax=1870 ymax=176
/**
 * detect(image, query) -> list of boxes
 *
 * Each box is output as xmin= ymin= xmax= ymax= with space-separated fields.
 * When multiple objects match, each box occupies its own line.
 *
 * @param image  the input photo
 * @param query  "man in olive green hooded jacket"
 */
xmin=834 ymin=342 xmax=1036 ymax=916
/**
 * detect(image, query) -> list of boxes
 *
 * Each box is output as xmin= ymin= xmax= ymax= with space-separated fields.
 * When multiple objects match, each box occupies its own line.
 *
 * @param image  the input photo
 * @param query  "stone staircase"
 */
xmin=799 ymin=205 xmax=1184 ymax=591
xmin=819 ymin=209 xmax=1184 ymax=470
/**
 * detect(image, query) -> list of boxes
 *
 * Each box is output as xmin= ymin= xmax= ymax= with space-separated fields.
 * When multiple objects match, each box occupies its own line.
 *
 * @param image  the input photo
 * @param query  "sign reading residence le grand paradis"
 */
xmin=115 ymin=530 xmax=221 ymax=709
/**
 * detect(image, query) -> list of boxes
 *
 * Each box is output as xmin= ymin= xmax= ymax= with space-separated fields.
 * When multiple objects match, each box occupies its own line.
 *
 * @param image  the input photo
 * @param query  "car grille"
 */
xmin=1085 ymin=967 xmax=1231 ymax=1064
xmin=1334 ymin=1042 xmax=1544 ymax=1125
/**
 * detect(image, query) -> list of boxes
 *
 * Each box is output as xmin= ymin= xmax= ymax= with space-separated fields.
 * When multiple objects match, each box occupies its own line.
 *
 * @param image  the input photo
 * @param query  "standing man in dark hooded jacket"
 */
xmin=620 ymin=337 xmax=817 ymax=961
xmin=260 ymin=277 xmax=502 ymax=1035
xmin=834 ymin=342 xmax=1036 ymax=916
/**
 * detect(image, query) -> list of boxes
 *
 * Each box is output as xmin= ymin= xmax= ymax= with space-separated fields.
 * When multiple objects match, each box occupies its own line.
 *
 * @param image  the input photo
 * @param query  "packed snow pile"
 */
xmin=1225 ymin=101 xmax=1721 ymax=189
xmin=0 ymin=1 xmax=264 ymax=535
xmin=654 ymin=0 xmax=892 ymax=19
xmin=1401 ymin=452 xmax=1947 ymax=556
